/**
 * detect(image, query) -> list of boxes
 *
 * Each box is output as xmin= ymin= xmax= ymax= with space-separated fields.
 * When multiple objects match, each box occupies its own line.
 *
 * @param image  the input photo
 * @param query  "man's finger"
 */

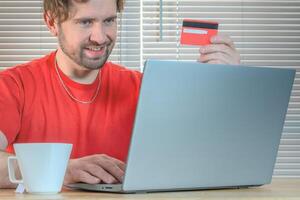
xmin=110 ymin=157 xmax=126 ymax=171
xmin=210 ymin=35 xmax=235 ymax=48
xmin=100 ymin=154 xmax=126 ymax=172
xmin=85 ymin=163 xmax=118 ymax=184
xmin=96 ymin=156 xmax=125 ymax=182
xmin=199 ymin=44 xmax=235 ymax=58
xmin=75 ymin=170 xmax=100 ymax=185
xmin=199 ymin=52 xmax=233 ymax=65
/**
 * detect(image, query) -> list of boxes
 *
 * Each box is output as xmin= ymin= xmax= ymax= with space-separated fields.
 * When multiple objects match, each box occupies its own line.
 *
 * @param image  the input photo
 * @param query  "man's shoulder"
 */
xmin=0 ymin=52 xmax=54 ymax=77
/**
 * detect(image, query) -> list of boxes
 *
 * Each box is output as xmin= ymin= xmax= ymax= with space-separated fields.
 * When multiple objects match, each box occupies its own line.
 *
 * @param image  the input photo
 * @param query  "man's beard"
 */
xmin=58 ymin=30 xmax=114 ymax=70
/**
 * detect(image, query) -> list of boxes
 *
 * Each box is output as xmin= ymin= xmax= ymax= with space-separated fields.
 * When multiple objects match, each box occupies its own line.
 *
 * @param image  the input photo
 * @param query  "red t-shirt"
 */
xmin=0 ymin=51 xmax=142 ymax=161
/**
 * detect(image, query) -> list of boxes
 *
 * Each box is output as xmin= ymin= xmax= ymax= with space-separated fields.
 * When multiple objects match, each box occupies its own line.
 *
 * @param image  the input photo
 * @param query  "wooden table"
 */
xmin=0 ymin=178 xmax=299 ymax=200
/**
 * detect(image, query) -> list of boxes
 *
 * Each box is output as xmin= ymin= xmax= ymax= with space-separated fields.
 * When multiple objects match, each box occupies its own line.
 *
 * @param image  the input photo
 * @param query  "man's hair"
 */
xmin=44 ymin=0 xmax=124 ymax=23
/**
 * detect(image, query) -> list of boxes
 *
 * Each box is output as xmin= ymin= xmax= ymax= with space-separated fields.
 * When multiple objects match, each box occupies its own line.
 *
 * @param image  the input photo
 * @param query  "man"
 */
xmin=0 ymin=0 xmax=240 ymax=188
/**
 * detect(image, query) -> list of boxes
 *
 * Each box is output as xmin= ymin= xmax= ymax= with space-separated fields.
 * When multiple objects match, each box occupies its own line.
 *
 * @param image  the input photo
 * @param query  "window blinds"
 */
xmin=113 ymin=0 xmax=141 ymax=70
xmin=0 ymin=0 xmax=299 ymax=177
xmin=143 ymin=0 xmax=300 ymax=177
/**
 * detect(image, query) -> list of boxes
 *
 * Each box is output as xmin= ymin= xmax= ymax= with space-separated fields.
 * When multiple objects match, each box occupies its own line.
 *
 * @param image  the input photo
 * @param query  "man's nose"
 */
xmin=89 ymin=23 xmax=106 ymax=44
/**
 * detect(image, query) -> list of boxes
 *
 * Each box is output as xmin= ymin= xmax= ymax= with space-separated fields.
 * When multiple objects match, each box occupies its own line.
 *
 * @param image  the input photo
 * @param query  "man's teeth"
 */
xmin=87 ymin=46 xmax=103 ymax=51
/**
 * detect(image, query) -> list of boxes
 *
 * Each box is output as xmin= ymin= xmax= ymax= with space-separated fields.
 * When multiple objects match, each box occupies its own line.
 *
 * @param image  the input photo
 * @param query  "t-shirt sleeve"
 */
xmin=0 ymin=71 xmax=24 ymax=145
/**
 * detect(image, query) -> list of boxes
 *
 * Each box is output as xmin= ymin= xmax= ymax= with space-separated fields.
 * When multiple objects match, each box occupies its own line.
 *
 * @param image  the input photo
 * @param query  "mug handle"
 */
xmin=7 ymin=156 xmax=23 ymax=184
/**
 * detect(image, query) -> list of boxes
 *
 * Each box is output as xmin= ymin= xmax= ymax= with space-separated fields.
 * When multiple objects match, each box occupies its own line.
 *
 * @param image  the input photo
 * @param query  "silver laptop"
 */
xmin=68 ymin=60 xmax=295 ymax=193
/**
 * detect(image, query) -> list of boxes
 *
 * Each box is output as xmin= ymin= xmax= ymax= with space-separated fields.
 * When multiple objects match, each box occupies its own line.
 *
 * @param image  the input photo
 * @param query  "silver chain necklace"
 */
xmin=54 ymin=59 xmax=101 ymax=104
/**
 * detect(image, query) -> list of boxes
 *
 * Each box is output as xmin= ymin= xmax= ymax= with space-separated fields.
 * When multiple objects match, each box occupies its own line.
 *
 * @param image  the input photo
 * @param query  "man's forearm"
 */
xmin=0 ymin=150 xmax=18 ymax=188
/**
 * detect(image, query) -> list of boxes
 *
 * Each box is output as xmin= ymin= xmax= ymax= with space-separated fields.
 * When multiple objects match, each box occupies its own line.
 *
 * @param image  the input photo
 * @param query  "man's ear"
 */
xmin=44 ymin=12 xmax=58 ymax=36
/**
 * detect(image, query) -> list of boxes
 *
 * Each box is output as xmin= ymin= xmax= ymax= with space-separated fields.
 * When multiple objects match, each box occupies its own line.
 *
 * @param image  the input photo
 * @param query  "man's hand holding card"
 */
xmin=180 ymin=19 xmax=240 ymax=65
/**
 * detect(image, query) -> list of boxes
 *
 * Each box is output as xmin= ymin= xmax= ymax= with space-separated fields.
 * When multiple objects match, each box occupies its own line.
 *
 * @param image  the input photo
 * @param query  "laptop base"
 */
xmin=67 ymin=183 xmax=264 ymax=193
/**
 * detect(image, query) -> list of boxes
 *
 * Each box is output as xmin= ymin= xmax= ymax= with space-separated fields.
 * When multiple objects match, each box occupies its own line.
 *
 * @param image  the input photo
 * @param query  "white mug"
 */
xmin=8 ymin=143 xmax=72 ymax=194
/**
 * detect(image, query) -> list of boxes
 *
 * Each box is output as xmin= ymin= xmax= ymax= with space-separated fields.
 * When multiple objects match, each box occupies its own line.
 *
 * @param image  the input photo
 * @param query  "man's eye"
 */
xmin=79 ymin=20 xmax=92 ymax=26
xmin=104 ymin=18 xmax=116 ymax=25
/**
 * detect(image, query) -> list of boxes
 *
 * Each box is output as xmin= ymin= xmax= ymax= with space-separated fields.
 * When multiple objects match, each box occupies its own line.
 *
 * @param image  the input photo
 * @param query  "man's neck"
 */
xmin=55 ymin=49 xmax=99 ymax=84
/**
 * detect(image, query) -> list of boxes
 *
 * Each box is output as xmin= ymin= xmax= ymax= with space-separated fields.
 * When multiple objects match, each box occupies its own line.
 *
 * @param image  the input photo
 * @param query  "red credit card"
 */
xmin=180 ymin=19 xmax=219 ymax=46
